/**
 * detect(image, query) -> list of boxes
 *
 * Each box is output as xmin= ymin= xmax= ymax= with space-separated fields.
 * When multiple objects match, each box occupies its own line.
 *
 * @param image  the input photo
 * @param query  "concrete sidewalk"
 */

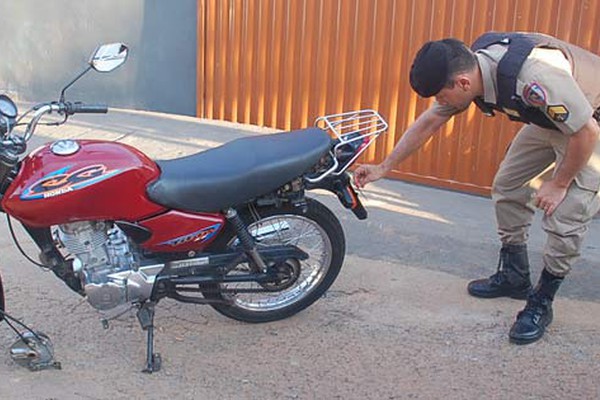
xmin=1 ymin=107 xmax=599 ymax=399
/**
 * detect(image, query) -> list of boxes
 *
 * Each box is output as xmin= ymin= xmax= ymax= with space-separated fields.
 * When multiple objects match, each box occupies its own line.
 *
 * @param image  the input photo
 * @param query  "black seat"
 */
xmin=147 ymin=128 xmax=331 ymax=213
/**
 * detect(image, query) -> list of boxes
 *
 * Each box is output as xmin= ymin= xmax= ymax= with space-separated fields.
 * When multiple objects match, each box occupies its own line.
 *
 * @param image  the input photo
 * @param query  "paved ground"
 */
xmin=0 ymin=108 xmax=599 ymax=399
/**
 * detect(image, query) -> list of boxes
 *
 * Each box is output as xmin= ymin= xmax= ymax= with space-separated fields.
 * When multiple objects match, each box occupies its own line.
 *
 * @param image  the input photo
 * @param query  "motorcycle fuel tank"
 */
xmin=2 ymin=140 xmax=166 ymax=227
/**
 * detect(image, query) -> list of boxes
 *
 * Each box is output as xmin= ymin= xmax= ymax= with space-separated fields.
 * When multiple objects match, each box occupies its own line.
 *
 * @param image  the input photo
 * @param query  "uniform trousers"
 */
xmin=492 ymin=123 xmax=600 ymax=276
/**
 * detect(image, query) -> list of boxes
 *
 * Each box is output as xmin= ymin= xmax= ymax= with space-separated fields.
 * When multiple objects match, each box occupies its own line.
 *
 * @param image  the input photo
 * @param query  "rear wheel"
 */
xmin=204 ymin=198 xmax=345 ymax=323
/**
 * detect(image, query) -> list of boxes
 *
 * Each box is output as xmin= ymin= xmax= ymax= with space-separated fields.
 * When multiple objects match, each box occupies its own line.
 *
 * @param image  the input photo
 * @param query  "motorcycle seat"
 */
xmin=147 ymin=128 xmax=331 ymax=213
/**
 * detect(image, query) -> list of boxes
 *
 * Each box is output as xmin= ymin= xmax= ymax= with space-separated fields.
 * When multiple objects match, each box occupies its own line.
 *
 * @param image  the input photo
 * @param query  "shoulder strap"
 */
xmin=472 ymin=32 xmax=537 ymax=108
xmin=495 ymin=34 xmax=537 ymax=107
xmin=471 ymin=32 xmax=509 ymax=51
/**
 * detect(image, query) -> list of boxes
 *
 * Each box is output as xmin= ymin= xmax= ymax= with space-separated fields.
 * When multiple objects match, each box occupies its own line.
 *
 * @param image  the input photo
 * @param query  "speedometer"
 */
xmin=0 ymin=94 xmax=18 ymax=118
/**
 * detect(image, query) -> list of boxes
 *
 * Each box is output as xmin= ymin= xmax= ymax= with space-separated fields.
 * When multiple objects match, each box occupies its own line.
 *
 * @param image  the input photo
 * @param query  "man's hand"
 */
xmin=353 ymin=164 xmax=387 ymax=188
xmin=534 ymin=180 xmax=568 ymax=215
xmin=351 ymin=106 xmax=451 ymax=189
xmin=534 ymin=117 xmax=599 ymax=215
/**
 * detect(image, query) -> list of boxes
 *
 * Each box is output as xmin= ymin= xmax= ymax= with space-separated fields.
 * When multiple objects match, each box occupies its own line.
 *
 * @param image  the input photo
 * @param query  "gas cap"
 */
xmin=51 ymin=140 xmax=80 ymax=156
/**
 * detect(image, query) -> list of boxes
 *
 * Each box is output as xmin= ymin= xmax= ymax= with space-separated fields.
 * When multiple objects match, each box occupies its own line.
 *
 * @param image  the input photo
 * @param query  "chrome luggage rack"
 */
xmin=306 ymin=109 xmax=388 ymax=183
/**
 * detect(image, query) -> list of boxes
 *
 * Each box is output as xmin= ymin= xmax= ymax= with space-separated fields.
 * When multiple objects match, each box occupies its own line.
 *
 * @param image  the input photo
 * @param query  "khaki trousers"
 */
xmin=492 ymin=124 xmax=600 ymax=277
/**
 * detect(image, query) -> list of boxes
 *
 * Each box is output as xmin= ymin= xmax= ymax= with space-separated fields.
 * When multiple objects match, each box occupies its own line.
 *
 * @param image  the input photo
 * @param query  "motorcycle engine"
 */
xmin=56 ymin=221 xmax=162 ymax=311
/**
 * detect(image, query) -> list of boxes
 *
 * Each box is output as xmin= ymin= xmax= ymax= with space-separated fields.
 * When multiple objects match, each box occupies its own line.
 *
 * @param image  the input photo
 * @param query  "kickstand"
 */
xmin=137 ymin=302 xmax=161 ymax=373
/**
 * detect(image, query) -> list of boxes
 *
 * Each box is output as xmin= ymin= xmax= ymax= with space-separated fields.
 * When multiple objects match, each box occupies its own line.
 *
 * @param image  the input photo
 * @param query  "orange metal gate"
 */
xmin=197 ymin=0 xmax=600 ymax=195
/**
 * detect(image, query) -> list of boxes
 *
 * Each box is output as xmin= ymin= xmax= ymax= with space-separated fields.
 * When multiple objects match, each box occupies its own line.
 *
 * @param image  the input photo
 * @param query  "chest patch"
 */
xmin=547 ymin=105 xmax=570 ymax=122
xmin=522 ymin=82 xmax=547 ymax=107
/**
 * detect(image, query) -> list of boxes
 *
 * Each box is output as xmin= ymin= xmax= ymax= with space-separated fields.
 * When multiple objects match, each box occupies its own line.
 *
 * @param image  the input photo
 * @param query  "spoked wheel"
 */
xmin=203 ymin=198 xmax=345 ymax=323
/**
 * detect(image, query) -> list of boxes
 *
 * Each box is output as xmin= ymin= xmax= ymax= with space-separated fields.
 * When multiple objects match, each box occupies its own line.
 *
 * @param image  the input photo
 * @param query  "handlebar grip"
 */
xmin=64 ymin=102 xmax=108 ymax=115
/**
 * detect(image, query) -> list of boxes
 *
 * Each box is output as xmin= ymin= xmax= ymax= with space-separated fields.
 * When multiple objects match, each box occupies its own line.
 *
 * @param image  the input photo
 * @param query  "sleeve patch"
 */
xmin=547 ymin=105 xmax=570 ymax=122
xmin=522 ymin=82 xmax=547 ymax=107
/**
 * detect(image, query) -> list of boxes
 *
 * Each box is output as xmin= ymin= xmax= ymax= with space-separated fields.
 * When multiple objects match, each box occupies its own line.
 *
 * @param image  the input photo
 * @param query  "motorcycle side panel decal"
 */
xmin=158 ymin=223 xmax=222 ymax=247
xmin=20 ymin=164 xmax=124 ymax=200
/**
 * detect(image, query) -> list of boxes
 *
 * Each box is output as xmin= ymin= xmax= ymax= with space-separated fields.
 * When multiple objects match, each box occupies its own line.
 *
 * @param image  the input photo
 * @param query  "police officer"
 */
xmin=354 ymin=32 xmax=600 ymax=344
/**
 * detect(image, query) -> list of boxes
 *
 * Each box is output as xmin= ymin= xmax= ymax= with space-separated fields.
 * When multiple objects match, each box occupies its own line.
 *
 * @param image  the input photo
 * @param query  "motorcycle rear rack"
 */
xmin=307 ymin=109 xmax=388 ymax=183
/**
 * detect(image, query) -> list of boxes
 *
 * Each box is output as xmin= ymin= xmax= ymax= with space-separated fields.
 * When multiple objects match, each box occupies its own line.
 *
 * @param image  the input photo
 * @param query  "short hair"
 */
xmin=410 ymin=38 xmax=477 ymax=97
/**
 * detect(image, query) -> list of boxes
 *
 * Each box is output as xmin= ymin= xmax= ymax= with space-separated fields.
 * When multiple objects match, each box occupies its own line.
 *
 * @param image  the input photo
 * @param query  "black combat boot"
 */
xmin=467 ymin=243 xmax=532 ymax=299
xmin=509 ymin=269 xmax=563 ymax=344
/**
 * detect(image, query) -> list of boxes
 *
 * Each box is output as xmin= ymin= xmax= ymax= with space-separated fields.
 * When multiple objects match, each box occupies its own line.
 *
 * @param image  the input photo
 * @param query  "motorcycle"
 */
xmin=0 ymin=43 xmax=388 ymax=372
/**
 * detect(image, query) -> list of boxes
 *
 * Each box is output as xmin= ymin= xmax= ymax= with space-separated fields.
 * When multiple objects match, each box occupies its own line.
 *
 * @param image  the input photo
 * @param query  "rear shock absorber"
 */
xmin=225 ymin=208 xmax=268 ymax=273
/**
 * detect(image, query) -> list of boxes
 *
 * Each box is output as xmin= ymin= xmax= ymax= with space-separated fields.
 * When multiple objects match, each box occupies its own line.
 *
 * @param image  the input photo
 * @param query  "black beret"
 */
xmin=409 ymin=41 xmax=451 ymax=97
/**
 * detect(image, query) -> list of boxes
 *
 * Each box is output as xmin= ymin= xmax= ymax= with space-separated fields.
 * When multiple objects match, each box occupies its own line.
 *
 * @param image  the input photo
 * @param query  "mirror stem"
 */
xmin=59 ymin=65 xmax=93 ymax=102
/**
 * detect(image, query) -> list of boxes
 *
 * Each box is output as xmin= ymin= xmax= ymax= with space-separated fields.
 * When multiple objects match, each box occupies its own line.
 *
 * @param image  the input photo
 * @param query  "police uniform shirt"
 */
xmin=432 ymin=45 xmax=596 ymax=135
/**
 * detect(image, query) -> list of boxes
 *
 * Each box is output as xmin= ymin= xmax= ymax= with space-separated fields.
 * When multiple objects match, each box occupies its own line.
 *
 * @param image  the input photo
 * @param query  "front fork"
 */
xmin=0 ymin=272 xmax=5 ymax=322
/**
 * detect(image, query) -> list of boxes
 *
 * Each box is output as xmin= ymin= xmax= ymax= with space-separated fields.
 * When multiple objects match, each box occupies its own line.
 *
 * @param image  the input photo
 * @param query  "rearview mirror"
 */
xmin=89 ymin=43 xmax=129 ymax=73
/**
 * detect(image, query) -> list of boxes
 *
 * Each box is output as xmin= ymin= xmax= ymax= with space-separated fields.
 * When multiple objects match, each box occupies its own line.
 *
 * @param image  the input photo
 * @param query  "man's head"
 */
xmin=409 ymin=38 xmax=480 ymax=108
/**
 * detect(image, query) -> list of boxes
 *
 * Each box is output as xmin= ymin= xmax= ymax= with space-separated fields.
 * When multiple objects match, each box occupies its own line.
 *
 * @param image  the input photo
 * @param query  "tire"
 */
xmin=204 ymin=198 xmax=345 ymax=323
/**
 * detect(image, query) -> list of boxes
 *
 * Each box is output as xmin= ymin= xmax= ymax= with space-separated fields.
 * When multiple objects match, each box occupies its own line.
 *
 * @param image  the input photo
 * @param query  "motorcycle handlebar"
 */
xmin=63 ymin=102 xmax=108 ymax=115
xmin=22 ymin=101 xmax=108 ymax=142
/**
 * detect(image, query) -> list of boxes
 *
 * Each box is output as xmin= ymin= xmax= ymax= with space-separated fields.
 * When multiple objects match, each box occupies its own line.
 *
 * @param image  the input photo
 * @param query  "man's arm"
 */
xmin=354 ymin=106 xmax=451 ymax=188
xmin=535 ymin=117 xmax=600 ymax=215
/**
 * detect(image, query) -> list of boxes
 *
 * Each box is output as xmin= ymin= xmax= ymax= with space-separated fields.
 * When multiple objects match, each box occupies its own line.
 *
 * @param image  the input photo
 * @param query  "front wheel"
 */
xmin=204 ymin=198 xmax=345 ymax=323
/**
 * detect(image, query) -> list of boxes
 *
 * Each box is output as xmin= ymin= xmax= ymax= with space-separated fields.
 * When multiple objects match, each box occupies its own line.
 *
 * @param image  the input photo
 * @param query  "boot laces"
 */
xmin=490 ymin=247 xmax=529 ymax=285
xmin=490 ymin=250 xmax=508 ymax=284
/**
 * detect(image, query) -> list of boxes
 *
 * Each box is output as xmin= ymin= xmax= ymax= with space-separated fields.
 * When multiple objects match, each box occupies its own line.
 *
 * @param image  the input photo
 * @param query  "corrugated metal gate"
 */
xmin=197 ymin=0 xmax=600 ymax=195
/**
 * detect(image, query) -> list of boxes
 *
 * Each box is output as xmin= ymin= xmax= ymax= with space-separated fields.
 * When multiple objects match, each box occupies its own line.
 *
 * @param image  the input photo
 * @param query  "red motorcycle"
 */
xmin=0 ymin=43 xmax=388 ymax=372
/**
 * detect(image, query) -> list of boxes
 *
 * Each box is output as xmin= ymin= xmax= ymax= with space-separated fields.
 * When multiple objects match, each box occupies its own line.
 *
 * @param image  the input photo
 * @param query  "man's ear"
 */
xmin=457 ymin=76 xmax=471 ymax=91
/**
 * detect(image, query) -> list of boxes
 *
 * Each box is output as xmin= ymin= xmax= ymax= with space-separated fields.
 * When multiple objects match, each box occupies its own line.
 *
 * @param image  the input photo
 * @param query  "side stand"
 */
xmin=137 ymin=301 xmax=161 ymax=373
